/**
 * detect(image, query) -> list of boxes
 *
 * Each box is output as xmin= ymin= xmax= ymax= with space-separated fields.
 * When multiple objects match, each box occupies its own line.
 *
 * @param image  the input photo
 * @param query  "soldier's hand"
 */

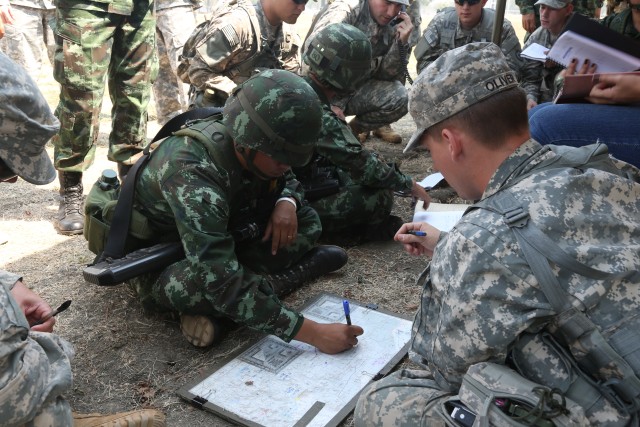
xmin=394 ymin=12 xmax=413 ymax=45
xmin=521 ymin=12 xmax=537 ymax=33
xmin=265 ymin=199 xmax=298 ymax=255
xmin=10 ymin=279 xmax=56 ymax=332
xmin=527 ymin=99 xmax=538 ymax=110
xmin=411 ymin=181 xmax=431 ymax=209
xmin=394 ymin=221 xmax=440 ymax=258
xmin=294 ymin=318 xmax=364 ymax=354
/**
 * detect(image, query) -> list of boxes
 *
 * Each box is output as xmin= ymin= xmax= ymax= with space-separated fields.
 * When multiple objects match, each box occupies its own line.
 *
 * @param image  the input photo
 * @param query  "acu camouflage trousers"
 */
xmin=52 ymin=2 xmax=158 ymax=172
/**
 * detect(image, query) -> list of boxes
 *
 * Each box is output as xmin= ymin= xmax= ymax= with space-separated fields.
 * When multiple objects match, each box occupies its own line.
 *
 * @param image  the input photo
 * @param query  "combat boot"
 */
xmin=267 ymin=245 xmax=348 ymax=297
xmin=73 ymin=409 xmax=165 ymax=427
xmin=180 ymin=315 xmax=223 ymax=348
xmin=55 ymin=171 xmax=84 ymax=235
xmin=373 ymin=125 xmax=402 ymax=144
xmin=348 ymin=118 xmax=369 ymax=144
xmin=362 ymin=215 xmax=404 ymax=242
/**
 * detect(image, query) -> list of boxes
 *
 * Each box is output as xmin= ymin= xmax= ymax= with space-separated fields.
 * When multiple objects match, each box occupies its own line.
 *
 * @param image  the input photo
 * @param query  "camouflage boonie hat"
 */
xmin=534 ymin=0 xmax=571 ymax=8
xmin=390 ymin=0 xmax=410 ymax=5
xmin=0 ymin=52 xmax=58 ymax=185
xmin=303 ymin=23 xmax=372 ymax=92
xmin=404 ymin=42 xmax=518 ymax=153
xmin=223 ymin=69 xmax=322 ymax=167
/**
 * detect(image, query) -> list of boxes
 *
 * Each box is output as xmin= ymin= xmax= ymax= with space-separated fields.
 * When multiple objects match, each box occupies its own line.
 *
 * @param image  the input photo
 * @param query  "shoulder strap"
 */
xmin=100 ymin=108 xmax=223 ymax=260
xmin=475 ymin=190 xmax=640 ymax=415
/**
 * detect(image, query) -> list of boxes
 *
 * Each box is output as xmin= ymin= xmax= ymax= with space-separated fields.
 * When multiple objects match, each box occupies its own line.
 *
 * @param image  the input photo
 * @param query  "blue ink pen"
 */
xmin=343 ymin=300 xmax=352 ymax=325
xmin=407 ymin=230 xmax=427 ymax=237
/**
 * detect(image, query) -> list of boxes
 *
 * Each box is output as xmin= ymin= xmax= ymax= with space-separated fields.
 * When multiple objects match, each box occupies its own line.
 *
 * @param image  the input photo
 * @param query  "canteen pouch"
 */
xmin=83 ymin=179 xmax=154 ymax=255
xmin=457 ymin=362 xmax=589 ymax=427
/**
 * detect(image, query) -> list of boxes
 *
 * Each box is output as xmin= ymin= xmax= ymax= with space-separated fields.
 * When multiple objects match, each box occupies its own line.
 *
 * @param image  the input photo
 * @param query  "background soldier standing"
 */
xmin=51 ymin=0 xmax=158 ymax=235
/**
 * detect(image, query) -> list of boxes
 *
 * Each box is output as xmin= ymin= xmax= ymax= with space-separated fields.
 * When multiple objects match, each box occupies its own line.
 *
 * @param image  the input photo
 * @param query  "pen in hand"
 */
xmin=343 ymin=299 xmax=351 ymax=325
xmin=406 ymin=230 xmax=427 ymax=237
xmin=32 ymin=299 xmax=72 ymax=328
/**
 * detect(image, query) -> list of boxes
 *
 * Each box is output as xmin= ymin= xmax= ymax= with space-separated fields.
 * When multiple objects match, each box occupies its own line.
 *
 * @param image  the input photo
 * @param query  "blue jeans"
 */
xmin=529 ymin=102 xmax=640 ymax=168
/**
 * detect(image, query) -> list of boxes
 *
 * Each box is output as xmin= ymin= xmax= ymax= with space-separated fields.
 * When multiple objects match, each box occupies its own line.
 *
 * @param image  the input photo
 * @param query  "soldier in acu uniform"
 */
xmin=297 ymin=23 xmax=430 ymax=241
xmin=354 ymin=43 xmax=640 ymax=426
xmin=0 ymin=51 xmax=165 ymax=427
xmin=128 ymin=70 xmax=362 ymax=353
xmin=51 ymin=0 xmax=158 ymax=235
xmin=178 ymin=0 xmax=306 ymax=108
xmin=414 ymin=0 xmax=522 ymax=76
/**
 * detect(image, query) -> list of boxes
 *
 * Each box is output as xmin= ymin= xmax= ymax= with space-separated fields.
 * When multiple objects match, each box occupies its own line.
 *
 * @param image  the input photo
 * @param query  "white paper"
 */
xmin=186 ymin=294 xmax=412 ymax=427
xmin=521 ymin=43 xmax=548 ymax=62
xmin=418 ymin=172 xmax=444 ymax=189
xmin=413 ymin=201 xmax=467 ymax=232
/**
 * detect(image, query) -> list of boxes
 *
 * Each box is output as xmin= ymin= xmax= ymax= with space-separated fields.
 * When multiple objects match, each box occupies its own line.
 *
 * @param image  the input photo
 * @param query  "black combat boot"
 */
xmin=267 ymin=245 xmax=348 ymax=297
xmin=55 ymin=171 xmax=84 ymax=235
xmin=362 ymin=215 xmax=405 ymax=242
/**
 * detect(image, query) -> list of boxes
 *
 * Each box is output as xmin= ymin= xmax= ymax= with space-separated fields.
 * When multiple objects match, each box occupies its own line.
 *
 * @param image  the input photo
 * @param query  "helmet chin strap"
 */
xmin=237 ymin=145 xmax=272 ymax=180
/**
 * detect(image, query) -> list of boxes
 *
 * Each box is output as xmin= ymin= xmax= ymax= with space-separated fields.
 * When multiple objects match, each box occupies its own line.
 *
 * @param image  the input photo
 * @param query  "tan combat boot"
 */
xmin=348 ymin=118 xmax=370 ymax=144
xmin=180 ymin=314 xmax=220 ymax=347
xmin=55 ymin=171 xmax=84 ymax=235
xmin=373 ymin=125 xmax=402 ymax=144
xmin=73 ymin=409 xmax=165 ymax=427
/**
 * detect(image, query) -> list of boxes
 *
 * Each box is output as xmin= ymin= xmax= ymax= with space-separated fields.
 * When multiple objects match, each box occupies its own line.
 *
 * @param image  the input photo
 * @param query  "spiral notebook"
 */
xmin=546 ymin=14 xmax=640 ymax=73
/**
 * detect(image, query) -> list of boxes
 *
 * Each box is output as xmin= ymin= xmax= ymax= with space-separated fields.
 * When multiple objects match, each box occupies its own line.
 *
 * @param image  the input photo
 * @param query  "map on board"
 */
xmin=177 ymin=293 xmax=413 ymax=427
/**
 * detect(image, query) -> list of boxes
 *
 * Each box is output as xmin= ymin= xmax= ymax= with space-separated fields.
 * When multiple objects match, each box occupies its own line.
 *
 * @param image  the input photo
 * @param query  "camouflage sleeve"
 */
xmin=281 ymin=31 xmax=301 ymax=75
xmin=410 ymin=213 xmax=554 ymax=391
xmin=414 ymin=18 xmax=442 ymax=75
xmin=0 ymin=281 xmax=74 ymax=425
xmin=515 ymin=0 xmax=536 ymax=15
xmin=281 ymin=169 xmax=305 ymax=205
xmin=407 ymin=0 xmax=422 ymax=48
xmin=500 ymin=20 xmax=523 ymax=80
xmin=188 ymin=8 xmax=256 ymax=95
xmin=519 ymin=30 xmax=546 ymax=103
xmin=303 ymin=0 xmax=357 ymax=53
xmin=316 ymin=109 xmax=413 ymax=192
xmin=160 ymin=166 xmax=304 ymax=341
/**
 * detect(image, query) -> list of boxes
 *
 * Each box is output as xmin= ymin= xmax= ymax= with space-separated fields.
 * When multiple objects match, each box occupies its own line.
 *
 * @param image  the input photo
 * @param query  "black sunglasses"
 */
xmin=0 ymin=157 xmax=18 ymax=182
xmin=292 ymin=0 xmax=309 ymax=4
xmin=454 ymin=0 xmax=482 ymax=5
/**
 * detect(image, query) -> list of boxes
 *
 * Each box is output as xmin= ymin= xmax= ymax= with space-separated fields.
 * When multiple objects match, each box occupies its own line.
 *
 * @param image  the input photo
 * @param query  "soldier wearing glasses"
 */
xmin=178 ymin=0 xmax=308 ymax=108
xmin=414 ymin=0 xmax=523 ymax=76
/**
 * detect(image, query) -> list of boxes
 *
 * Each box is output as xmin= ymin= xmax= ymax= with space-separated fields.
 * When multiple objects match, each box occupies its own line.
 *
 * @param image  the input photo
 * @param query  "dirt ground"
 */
xmin=0 ymin=5 xmax=509 ymax=425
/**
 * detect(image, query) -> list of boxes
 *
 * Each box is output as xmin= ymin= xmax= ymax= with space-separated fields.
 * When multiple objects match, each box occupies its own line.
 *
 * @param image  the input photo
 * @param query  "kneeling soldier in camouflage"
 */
xmin=128 ymin=69 xmax=362 ymax=353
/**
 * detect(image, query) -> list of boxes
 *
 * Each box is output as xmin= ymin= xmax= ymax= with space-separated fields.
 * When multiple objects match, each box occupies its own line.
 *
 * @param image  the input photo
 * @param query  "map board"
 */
xmin=177 ymin=293 xmax=413 ymax=427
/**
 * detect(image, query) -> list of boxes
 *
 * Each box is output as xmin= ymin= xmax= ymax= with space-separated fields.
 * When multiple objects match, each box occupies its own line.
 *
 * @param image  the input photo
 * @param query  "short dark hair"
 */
xmin=426 ymin=87 xmax=528 ymax=147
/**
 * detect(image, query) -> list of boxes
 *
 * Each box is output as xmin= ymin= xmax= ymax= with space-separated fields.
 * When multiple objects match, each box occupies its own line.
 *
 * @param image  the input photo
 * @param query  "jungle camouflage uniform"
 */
xmin=414 ymin=8 xmax=522 ymax=76
xmin=52 ymin=0 xmax=157 ymax=171
xmin=0 ymin=273 xmax=75 ymax=426
xmin=153 ymin=0 xmax=200 ymax=125
xmin=0 ymin=0 xmax=55 ymax=80
xmin=520 ymin=26 xmax=563 ymax=104
xmin=601 ymin=8 xmax=640 ymax=39
xmin=355 ymin=43 xmax=640 ymax=426
xmin=180 ymin=0 xmax=300 ymax=108
xmin=303 ymin=0 xmax=414 ymax=132
xmin=128 ymin=118 xmax=322 ymax=342
xmin=294 ymin=77 xmax=413 ymax=234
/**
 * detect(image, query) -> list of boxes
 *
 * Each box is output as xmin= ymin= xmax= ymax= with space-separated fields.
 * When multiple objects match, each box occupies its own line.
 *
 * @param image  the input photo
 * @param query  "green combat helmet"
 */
xmin=223 ymin=69 xmax=323 ymax=168
xmin=303 ymin=23 xmax=372 ymax=92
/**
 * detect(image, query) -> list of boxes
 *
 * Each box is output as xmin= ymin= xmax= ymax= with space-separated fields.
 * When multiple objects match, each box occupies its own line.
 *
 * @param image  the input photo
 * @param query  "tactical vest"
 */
xmin=470 ymin=144 xmax=640 ymax=420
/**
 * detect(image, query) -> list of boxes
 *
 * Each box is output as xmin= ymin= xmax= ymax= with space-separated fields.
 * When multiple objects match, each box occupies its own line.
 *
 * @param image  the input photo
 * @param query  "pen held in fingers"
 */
xmin=32 ymin=299 xmax=72 ymax=327
xmin=406 ymin=230 xmax=427 ymax=237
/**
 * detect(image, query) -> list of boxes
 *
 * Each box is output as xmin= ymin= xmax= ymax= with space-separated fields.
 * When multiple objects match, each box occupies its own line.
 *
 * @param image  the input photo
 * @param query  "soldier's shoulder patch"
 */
xmin=424 ymin=28 xmax=438 ymax=46
xmin=221 ymin=24 xmax=241 ymax=49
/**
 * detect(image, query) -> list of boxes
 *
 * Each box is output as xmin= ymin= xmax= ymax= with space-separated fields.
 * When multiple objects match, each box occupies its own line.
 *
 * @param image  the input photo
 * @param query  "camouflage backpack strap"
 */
xmin=475 ymin=189 xmax=640 ymax=415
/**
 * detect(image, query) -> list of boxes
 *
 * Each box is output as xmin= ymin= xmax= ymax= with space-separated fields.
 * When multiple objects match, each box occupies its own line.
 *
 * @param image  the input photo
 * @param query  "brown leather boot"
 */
xmin=373 ymin=125 xmax=402 ymax=144
xmin=180 ymin=315 xmax=221 ymax=348
xmin=55 ymin=171 xmax=84 ymax=235
xmin=73 ymin=409 xmax=165 ymax=427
